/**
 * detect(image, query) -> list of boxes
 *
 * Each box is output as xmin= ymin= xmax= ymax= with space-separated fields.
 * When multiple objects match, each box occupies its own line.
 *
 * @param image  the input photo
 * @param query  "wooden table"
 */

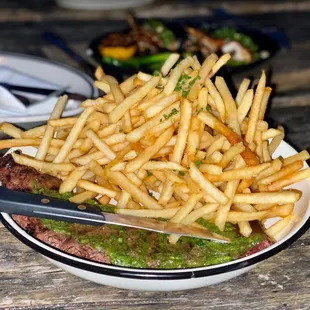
xmin=0 ymin=1 xmax=309 ymax=309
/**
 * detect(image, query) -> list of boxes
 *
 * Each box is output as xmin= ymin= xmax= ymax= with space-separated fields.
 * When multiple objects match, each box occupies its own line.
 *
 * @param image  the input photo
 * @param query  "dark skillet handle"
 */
xmin=0 ymin=187 xmax=106 ymax=226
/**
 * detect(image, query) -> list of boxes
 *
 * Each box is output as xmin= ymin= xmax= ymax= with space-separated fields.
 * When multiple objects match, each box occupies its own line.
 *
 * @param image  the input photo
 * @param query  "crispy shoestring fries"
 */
xmin=1 ymin=52 xmax=309 ymax=242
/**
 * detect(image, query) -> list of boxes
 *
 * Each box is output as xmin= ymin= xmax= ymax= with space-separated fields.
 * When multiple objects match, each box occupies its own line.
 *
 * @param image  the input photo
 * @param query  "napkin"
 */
xmin=0 ymin=66 xmax=80 ymax=117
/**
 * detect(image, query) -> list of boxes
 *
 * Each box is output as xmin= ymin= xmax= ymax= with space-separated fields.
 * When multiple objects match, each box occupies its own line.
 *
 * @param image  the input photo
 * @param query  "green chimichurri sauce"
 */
xmin=33 ymin=188 xmax=264 ymax=269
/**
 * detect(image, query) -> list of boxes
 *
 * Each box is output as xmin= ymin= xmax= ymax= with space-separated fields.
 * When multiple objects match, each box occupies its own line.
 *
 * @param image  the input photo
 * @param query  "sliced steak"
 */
xmin=12 ymin=215 xmax=111 ymax=264
xmin=0 ymin=154 xmax=61 ymax=191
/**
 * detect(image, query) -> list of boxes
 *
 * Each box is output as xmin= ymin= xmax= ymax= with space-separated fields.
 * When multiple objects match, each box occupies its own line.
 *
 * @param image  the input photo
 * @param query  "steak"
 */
xmin=12 ymin=215 xmax=110 ymax=264
xmin=0 ymin=154 xmax=61 ymax=191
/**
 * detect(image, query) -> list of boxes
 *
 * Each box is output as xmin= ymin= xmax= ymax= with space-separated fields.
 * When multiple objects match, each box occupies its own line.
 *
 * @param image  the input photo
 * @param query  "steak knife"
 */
xmin=0 ymin=187 xmax=229 ymax=242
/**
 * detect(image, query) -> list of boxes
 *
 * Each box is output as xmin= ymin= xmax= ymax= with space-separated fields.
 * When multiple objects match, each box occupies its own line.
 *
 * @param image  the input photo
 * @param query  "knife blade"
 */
xmin=0 ymin=187 xmax=229 ymax=242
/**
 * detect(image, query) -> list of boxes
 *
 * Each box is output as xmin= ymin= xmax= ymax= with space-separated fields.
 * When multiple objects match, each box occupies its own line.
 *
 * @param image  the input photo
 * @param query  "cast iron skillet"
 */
xmin=88 ymin=17 xmax=281 ymax=80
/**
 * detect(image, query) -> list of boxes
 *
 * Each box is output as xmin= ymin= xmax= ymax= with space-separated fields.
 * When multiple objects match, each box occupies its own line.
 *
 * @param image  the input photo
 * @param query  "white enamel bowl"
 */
xmin=1 ymin=141 xmax=309 ymax=291
xmin=0 ymin=52 xmax=98 ymax=125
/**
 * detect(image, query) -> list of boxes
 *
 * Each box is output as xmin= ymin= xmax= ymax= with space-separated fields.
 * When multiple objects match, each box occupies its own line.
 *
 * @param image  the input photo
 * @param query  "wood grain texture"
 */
xmin=0 ymin=0 xmax=309 ymax=308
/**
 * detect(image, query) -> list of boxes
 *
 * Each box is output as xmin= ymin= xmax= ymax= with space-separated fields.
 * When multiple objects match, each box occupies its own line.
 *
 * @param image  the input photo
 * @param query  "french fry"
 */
xmin=255 ymin=158 xmax=283 ymax=183
xmin=238 ymin=221 xmax=252 ymax=237
xmin=205 ymin=135 xmax=226 ymax=157
xmin=254 ymin=203 xmax=277 ymax=211
xmin=188 ymin=54 xmax=218 ymax=101
xmin=198 ymin=111 xmax=259 ymax=166
xmin=237 ymin=178 xmax=254 ymax=193
xmin=0 ymin=138 xmax=62 ymax=150
xmin=98 ymin=195 xmax=111 ymax=205
xmin=116 ymin=207 xmax=180 ymax=219
xmin=171 ymin=99 xmax=192 ymax=163
xmin=71 ymin=151 xmax=106 ymax=166
xmin=22 ymin=125 xmax=47 ymax=138
xmin=215 ymin=76 xmax=241 ymax=135
xmin=77 ymin=180 xmax=117 ymax=198
xmin=53 ymin=107 xmax=95 ymax=163
xmin=268 ymin=168 xmax=310 ymax=191
xmin=264 ymin=214 xmax=294 ymax=238
xmin=206 ymin=163 xmax=270 ymax=182
xmin=125 ymin=127 xmax=174 ymax=173
xmin=86 ymin=129 xmax=116 ymax=160
xmin=282 ymin=150 xmax=310 ymax=166
xmin=233 ymin=203 xmax=257 ymax=212
xmin=265 ymin=204 xmax=294 ymax=218
xmin=11 ymin=152 xmax=75 ymax=172
xmin=109 ymin=76 xmax=160 ymax=123
xmin=226 ymin=211 xmax=268 ymax=222
xmin=205 ymin=78 xmax=226 ymax=122
xmin=209 ymin=53 xmax=231 ymax=78
xmin=126 ymin=102 xmax=179 ymax=142
xmin=147 ymin=113 xmax=180 ymax=137
xmin=258 ymin=160 xmax=304 ymax=185
xmin=258 ymin=87 xmax=272 ymax=120
xmin=144 ymin=94 xmax=179 ymax=119
xmin=94 ymin=65 xmax=105 ymax=81
xmin=268 ymin=125 xmax=284 ymax=155
xmin=233 ymin=190 xmax=301 ymax=204
xmin=237 ymin=89 xmax=254 ymax=124
xmin=104 ymin=74 xmax=136 ymax=99
xmin=218 ymin=143 xmax=245 ymax=168
xmin=69 ymin=191 xmax=97 ymax=204
xmin=168 ymin=193 xmax=203 ymax=243
xmin=262 ymin=129 xmax=283 ymax=141
xmin=0 ymin=123 xmax=24 ymax=138
xmin=142 ymin=161 xmax=186 ymax=171
xmin=214 ymin=157 xmax=244 ymax=230
xmin=189 ymin=161 xmax=228 ymax=205
xmin=59 ymin=166 xmax=87 ymax=194
xmin=245 ymin=71 xmax=266 ymax=143
xmin=106 ymin=170 xmax=162 ymax=209
xmin=235 ymin=78 xmax=251 ymax=106
xmin=254 ymin=131 xmax=263 ymax=159
xmin=262 ymin=141 xmax=272 ymax=162
xmin=160 ymin=53 xmax=180 ymax=76
xmin=199 ymin=164 xmax=222 ymax=175
xmin=164 ymin=56 xmax=194 ymax=95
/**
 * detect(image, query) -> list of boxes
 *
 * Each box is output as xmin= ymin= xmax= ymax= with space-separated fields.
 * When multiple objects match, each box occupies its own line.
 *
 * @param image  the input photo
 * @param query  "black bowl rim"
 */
xmin=1 ymin=212 xmax=309 ymax=280
xmin=88 ymin=16 xmax=281 ymax=76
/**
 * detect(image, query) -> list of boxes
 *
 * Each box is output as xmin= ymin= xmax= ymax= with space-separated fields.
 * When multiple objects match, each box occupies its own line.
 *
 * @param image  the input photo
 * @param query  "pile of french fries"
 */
xmin=1 ymin=52 xmax=310 ymax=244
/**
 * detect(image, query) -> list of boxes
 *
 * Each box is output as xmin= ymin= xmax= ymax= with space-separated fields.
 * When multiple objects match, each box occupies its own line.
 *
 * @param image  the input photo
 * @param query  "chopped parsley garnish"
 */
xmin=206 ymin=105 xmax=211 ymax=111
xmin=163 ymin=108 xmax=179 ymax=120
xmin=178 ymin=171 xmax=185 ymax=176
xmin=195 ymin=160 xmax=201 ymax=168
xmin=148 ymin=191 xmax=154 ymax=197
xmin=197 ymin=107 xmax=204 ymax=114
xmin=174 ymin=74 xmax=200 ymax=98
xmin=147 ymin=171 xmax=152 ymax=177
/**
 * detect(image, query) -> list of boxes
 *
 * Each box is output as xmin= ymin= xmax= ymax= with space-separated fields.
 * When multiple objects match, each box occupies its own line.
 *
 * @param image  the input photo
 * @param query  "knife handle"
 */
xmin=0 ymin=187 xmax=106 ymax=226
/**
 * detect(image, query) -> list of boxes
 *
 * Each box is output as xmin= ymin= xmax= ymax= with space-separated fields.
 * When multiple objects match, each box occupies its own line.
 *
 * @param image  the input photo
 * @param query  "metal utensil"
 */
xmin=42 ymin=31 xmax=100 ymax=73
xmin=0 ymin=83 xmax=88 ymax=107
xmin=0 ymin=187 xmax=229 ymax=242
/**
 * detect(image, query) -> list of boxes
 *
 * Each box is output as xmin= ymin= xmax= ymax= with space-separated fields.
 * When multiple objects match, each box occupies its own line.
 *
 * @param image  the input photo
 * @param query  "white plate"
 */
xmin=0 ymin=52 xmax=98 ymax=124
xmin=56 ymin=0 xmax=154 ymax=10
xmin=1 ymin=141 xmax=309 ymax=291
